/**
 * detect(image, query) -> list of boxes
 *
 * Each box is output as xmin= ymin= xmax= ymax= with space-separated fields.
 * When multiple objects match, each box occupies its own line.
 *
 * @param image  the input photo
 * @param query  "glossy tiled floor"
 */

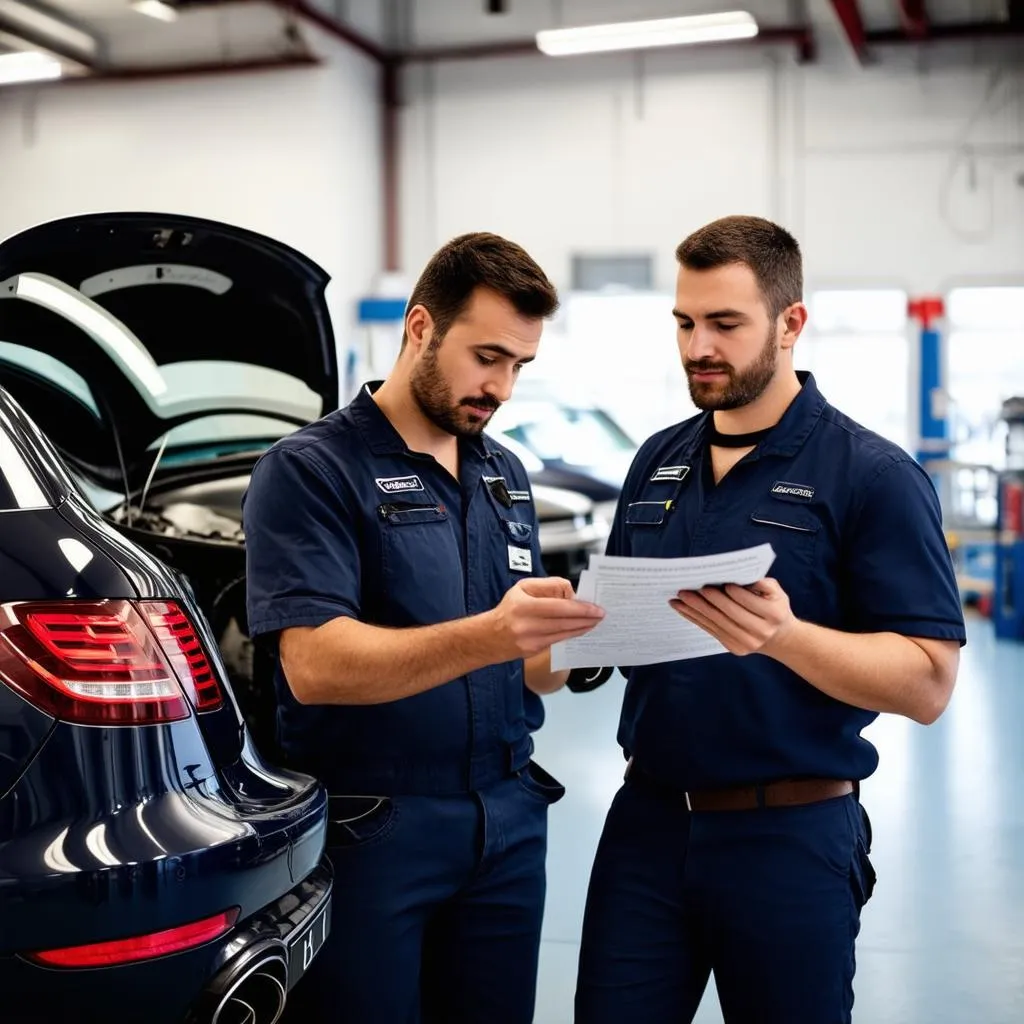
xmin=530 ymin=612 xmax=1024 ymax=1023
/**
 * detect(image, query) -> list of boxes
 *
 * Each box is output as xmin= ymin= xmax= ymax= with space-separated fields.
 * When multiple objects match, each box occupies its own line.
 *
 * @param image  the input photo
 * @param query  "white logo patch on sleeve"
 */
xmin=508 ymin=545 xmax=533 ymax=573
xmin=376 ymin=475 xmax=424 ymax=494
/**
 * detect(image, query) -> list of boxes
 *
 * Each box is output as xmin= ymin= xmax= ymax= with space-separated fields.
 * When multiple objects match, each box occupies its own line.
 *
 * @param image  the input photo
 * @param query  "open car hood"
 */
xmin=0 ymin=212 xmax=336 ymax=483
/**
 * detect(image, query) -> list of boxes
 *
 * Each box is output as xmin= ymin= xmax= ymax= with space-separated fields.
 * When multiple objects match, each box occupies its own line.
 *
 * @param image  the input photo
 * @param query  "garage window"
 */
xmin=799 ymin=289 xmax=912 ymax=454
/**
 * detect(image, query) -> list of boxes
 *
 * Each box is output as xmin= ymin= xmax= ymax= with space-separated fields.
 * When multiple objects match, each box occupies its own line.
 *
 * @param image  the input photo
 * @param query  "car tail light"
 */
xmin=27 ymin=907 xmax=240 ymax=967
xmin=0 ymin=599 xmax=224 ymax=725
xmin=141 ymin=601 xmax=222 ymax=712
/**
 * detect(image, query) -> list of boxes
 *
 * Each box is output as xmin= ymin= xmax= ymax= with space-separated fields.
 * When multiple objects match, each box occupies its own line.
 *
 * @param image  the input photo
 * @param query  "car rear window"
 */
xmin=0 ymin=340 xmax=99 ymax=416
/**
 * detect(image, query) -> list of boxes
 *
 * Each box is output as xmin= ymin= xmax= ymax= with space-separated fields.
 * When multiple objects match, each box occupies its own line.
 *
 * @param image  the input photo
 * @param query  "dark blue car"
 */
xmin=0 ymin=213 xmax=336 ymax=1024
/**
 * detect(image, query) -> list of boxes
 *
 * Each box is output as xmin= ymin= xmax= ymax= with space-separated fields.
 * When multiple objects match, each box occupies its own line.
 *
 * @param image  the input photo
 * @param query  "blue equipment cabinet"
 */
xmin=993 ymin=398 xmax=1024 ymax=640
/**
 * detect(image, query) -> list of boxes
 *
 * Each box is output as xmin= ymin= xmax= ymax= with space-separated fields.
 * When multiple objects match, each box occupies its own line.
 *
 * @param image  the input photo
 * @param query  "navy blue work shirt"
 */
xmin=608 ymin=372 xmax=966 ymax=790
xmin=241 ymin=381 xmax=546 ymax=796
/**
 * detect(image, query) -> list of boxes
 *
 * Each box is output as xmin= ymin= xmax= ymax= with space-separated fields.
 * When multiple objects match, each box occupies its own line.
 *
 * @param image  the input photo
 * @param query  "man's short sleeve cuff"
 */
xmin=248 ymin=597 xmax=359 ymax=639
xmin=863 ymin=618 xmax=967 ymax=645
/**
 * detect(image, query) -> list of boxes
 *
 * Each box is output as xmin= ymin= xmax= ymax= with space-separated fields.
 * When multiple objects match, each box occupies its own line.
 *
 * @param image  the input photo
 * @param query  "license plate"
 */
xmin=287 ymin=896 xmax=331 ymax=987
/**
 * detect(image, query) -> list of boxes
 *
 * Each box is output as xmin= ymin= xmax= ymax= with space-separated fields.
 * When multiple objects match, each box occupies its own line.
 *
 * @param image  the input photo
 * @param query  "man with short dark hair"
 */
xmin=243 ymin=232 xmax=604 ymax=1023
xmin=573 ymin=215 xmax=966 ymax=1024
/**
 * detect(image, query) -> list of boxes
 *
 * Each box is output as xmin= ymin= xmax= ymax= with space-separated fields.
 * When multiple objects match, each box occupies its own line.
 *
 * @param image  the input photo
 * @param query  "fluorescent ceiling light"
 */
xmin=131 ymin=0 xmax=178 ymax=23
xmin=0 ymin=50 xmax=61 ymax=84
xmin=0 ymin=0 xmax=98 ymax=60
xmin=536 ymin=12 xmax=759 ymax=56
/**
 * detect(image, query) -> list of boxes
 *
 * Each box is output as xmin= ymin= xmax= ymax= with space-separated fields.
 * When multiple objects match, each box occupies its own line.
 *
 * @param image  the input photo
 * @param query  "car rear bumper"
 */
xmin=0 ymin=859 xmax=333 ymax=1024
xmin=1 ymin=720 xmax=328 ymax=954
xmin=187 ymin=859 xmax=333 ymax=1024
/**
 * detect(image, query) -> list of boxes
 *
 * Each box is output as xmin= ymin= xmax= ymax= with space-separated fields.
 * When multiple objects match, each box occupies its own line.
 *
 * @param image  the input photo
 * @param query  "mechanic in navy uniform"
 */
xmin=241 ymin=232 xmax=604 ymax=1024
xmin=573 ymin=216 xmax=967 ymax=1024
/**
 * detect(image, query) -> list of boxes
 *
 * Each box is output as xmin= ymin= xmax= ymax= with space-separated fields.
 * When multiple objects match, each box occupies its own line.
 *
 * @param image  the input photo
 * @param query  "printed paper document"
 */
xmin=550 ymin=543 xmax=776 ymax=671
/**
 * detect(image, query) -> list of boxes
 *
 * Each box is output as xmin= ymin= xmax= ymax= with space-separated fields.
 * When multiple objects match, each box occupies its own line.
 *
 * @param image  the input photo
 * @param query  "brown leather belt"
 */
xmin=626 ymin=759 xmax=854 ymax=812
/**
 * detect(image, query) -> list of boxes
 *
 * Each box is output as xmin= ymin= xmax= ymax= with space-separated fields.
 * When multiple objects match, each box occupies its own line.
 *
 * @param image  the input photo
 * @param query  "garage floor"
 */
xmin=531 ymin=612 xmax=1024 ymax=1023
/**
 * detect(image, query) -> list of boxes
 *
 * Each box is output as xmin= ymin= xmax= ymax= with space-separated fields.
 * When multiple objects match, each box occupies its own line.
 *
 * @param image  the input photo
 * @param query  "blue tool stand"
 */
xmin=993 ymin=466 xmax=1024 ymax=641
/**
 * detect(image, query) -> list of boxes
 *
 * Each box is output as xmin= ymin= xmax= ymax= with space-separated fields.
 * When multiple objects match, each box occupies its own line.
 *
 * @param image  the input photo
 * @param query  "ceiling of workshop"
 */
xmin=0 ymin=0 xmax=1020 ymax=77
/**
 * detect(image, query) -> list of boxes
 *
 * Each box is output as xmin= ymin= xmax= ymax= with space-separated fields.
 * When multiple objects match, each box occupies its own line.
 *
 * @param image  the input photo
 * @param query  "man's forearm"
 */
xmin=524 ymin=649 xmax=569 ymax=695
xmin=281 ymin=613 xmax=507 ymax=706
xmin=765 ymin=620 xmax=958 ymax=725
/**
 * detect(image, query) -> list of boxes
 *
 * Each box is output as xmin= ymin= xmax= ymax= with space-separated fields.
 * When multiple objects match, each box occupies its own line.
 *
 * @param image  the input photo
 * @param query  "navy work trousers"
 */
xmin=281 ymin=763 xmax=562 ymax=1024
xmin=575 ymin=772 xmax=876 ymax=1024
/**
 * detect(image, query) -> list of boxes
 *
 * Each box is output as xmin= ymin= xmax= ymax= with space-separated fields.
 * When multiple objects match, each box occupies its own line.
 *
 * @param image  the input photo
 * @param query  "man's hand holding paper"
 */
xmin=549 ymin=543 xmax=776 ymax=671
xmin=670 ymin=575 xmax=795 ymax=657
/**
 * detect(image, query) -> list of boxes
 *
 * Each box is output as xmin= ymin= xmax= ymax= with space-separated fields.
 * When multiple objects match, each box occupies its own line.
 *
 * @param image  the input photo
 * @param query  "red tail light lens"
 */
xmin=0 ymin=599 xmax=223 ymax=725
xmin=142 ymin=601 xmax=222 ymax=712
xmin=28 ymin=907 xmax=240 ymax=967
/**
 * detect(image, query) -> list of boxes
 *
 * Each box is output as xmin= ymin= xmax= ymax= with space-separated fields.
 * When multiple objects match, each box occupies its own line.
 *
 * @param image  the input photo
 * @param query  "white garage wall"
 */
xmin=395 ymin=41 xmax=1022 ymax=444
xmin=0 ymin=25 xmax=383 ymax=359
xmin=398 ymin=44 xmax=1024 ymax=296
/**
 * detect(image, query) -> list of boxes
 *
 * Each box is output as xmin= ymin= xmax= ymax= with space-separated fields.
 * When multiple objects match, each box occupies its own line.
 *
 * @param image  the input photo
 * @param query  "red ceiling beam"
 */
xmin=866 ymin=19 xmax=1024 ymax=43
xmin=20 ymin=53 xmax=319 ymax=86
xmin=381 ymin=59 xmax=401 ymax=273
xmin=829 ymin=0 xmax=869 ymax=62
xmin=897 ymin=0 xmax=931 ymax=40
xmin=84 ymin=54 xmax=320 ymax=82
xmin=273 ymin=0 xmax=387 ymax=64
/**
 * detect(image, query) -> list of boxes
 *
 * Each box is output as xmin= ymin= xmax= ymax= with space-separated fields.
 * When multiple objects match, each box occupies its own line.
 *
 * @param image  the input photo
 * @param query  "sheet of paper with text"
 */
xmin=550 ymin=543 xmax=776 ymax=671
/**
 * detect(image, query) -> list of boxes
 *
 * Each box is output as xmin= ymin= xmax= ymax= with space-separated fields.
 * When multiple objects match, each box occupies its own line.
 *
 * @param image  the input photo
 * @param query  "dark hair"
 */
xmin=403 ymin=232 xmax=559 ymax=346
xmin=675 ymin=215 xmax=802 ymax=320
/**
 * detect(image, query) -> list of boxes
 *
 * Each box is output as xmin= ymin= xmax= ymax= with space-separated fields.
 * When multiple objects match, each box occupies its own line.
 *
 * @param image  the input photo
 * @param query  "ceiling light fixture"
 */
xmin=131 ymin=0 xmax=179 ymax=23
xmin=0 ymin=50 xmax=62 ymax=85
xmin=536 ymin=12 xmax=759 ymax=56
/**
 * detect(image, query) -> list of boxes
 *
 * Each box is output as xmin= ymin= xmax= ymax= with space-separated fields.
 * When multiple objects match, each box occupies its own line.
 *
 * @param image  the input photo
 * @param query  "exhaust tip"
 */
xmin=210 ymin=952 xmax=287 ymax=1024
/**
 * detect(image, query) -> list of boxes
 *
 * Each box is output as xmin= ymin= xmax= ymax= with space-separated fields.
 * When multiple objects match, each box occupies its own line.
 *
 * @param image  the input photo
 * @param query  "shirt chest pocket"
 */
xmin=623 ymin=500 xmax=682 ymax=557
xmin=476 ymin=514 xmax=536 ymax=601
xmin=501 ymin=517 xmax=535 ymax=575
xmin=746 ymin=504 xmax=820 ymax=594
xmin=377 ymin=502 xmax=464 ymax=624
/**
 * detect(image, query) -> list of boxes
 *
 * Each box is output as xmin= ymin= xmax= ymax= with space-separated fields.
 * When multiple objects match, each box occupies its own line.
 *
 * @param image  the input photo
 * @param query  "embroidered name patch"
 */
xmin=650 ymin=465 xmax=690 ymax=483
xmin=376 ymin=475 xmax=424 ymax=494
xmin=771 ymin=481 xmax=815 ymax=502
xmin=508 ymin=491 xmax=531 ymax=503
xmin=508 ymin=545 xmax=532 ymax=572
